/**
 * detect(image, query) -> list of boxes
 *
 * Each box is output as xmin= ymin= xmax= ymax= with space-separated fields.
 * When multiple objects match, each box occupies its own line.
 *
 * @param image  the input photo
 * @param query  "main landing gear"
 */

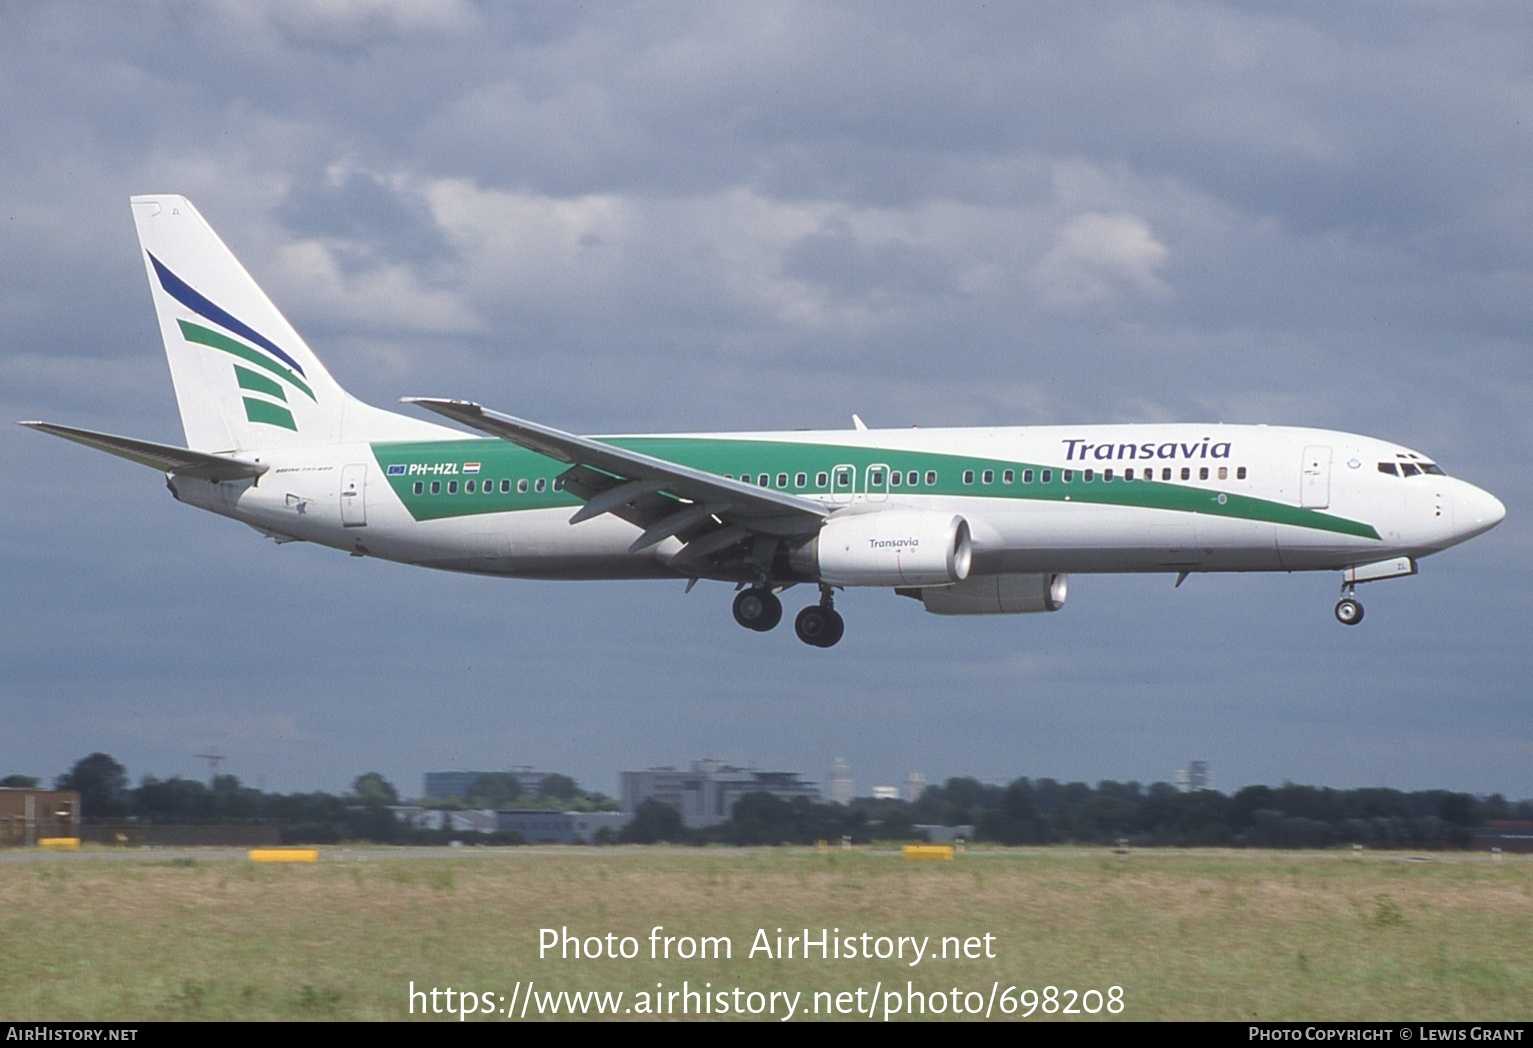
xmin=794 ymin=589 xmax=845 ymax=649
xmin=1334 ymin=583 xmax=1364 ymax=626
xmin=732 ymin=586 xmax=782 ymax=632
xmin=732 ymin=585 xmax=845 ymax=647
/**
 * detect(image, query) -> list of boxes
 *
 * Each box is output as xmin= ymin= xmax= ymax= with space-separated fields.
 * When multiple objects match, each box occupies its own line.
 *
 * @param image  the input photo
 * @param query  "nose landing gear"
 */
xmin=1334 ymin=583 xmax=1364 ymax=626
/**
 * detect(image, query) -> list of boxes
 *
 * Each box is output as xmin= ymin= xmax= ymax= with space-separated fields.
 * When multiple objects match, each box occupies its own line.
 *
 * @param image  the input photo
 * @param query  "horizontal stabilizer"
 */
xmin=19 ymin=421 xmax=268 ymax=480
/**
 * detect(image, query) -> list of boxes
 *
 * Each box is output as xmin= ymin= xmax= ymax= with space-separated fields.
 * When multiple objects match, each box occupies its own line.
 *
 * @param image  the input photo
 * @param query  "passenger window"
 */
xmin=907 ymin=471 xmax=918 ymax=486
xmin=1180 ymin=468 xmax=1190 ymax=481
xmin=553 ymin=478 xmax=564 ymax=491
xmin=1236 ymin=467 xmax=1246 ymax=480
xmin=1002 ymin=469 xmax=1014 ymax=484
xmin=889 ymin=472 xmax=901 ymax=487
xmin=466 ymin=480 xmax=476 ymax=493
xmin=1063 ymin=470 xmax=1074 ymax=483
xmin=1023 ymin=469 xmax=1034 ymax=484
xmin=776 ymin=473 xmax=788 ymax=488
xmin=1199 ymin=467 xmax=1209 ymax=481
xmin=535 ymin=478 xmax=546 ymax=492
xmin=1125 ymin=468 xmax=1134 ymax=481
xmin=413 ymin=481 xmax=423 ymax=495
xmin=837 ymin=469 xmax=852 ymax=486
xmin=869 ymin=469 xmax=884 ymax=486
xmin=981 ymin=469 xmax=993 ymax=485
xmin=1041 ymin=469 xmax=1052 ymax=483
xmin=500 ymin=479 xmax=511 ymax=493
xmin=448 ymin=481 xmax=458 ymax=494
xmin=758 ymin=473 xmax=769 ymax=487
xmin=796 ymin=472 xmax=807 ymax=487
xmin=1217 ymin=467 xmax=1227 ymax=481
xmin=1084 ymin=469 xmax=1094 ymax=483
xmin=963 ymin=470 xmax=974 ymax=485
xmin=431 ymin=481 xmax=441 ymax=495
xmin=925 ymin=470 xmax=937 ymax=485
xmin=817 ymin=472 xmax=829 ymax=487
xmin=517 ymin=479 xmax=529 ymax=493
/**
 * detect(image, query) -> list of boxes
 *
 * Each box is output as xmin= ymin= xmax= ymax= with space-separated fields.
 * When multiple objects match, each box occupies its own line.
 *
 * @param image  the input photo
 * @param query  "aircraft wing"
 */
xmin=19 ymin=421 xmax=269 ymax=480
xmin=403 ymin=398 xmax=827 ymax=570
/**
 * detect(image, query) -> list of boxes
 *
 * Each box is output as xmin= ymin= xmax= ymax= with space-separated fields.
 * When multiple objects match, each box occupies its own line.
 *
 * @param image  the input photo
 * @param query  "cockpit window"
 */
xmin=1379 ymin=460 xmax=1446 ymax=477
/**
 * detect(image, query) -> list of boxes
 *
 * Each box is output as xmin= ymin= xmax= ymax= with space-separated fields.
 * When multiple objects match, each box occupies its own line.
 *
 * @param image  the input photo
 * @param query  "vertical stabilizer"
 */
xmin=130 ymin=195 xmax=443 ymax=451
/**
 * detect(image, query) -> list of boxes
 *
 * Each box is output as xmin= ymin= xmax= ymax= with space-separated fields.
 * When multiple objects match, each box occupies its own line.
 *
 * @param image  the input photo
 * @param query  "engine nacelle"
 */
xmin=791 ymin=511 xmax=973 ymax=587
xmin=898 ymin=573 xmax=1069 ymax=615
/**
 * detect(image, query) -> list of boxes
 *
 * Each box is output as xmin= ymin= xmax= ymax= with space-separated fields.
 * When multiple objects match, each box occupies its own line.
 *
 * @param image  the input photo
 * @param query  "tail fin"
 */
xmin=131 ymin=195 xmax=441 ymax=451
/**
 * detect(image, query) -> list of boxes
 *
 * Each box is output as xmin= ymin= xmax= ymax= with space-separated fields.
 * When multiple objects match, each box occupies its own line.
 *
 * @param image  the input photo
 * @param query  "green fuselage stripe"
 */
xmin=370 ymin=437 xmax=1381 ymax=540
xmin=179 ymin=320 xmax=316 ymax=402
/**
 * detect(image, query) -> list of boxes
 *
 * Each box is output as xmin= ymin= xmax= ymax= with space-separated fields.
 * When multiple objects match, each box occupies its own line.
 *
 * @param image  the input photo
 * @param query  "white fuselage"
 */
xmin=166 ymin=422 xmax=1504 ymax=583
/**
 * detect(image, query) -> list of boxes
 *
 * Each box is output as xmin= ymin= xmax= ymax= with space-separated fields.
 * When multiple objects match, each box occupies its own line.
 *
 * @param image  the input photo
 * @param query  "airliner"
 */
xmin=22 ymin=196 xmax=1506 ymax=647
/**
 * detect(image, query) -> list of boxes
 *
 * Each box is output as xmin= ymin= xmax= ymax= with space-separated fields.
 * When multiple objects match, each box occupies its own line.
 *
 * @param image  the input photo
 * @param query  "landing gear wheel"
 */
xmin=732 ymin=587 xmax=782 ymax=631
xmin=794 ymin=605 xmax=845 ymax=647
xmin=1334 ymin=598 xmax=1364 ymax=626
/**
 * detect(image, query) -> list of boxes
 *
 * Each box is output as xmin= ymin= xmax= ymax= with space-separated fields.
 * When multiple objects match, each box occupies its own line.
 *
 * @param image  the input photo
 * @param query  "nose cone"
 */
xmin=1456 ymin=483 xmax=1506 ymax=541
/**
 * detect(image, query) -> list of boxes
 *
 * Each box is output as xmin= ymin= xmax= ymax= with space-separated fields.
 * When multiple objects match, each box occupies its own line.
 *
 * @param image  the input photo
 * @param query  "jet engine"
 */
xmin=898 ymin=573 xmax=1069 ymax=615
xmin=790 ymin=511 xmax=972 ymax=587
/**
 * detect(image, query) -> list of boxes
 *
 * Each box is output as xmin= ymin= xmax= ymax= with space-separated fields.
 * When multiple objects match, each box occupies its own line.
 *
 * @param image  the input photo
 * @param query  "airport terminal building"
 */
xmin=621 ymin=759 xmax=820 ymax=829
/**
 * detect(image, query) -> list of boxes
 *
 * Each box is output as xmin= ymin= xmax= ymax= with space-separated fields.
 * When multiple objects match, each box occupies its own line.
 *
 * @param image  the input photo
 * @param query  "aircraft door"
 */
xmin=865 ymin=463 xmax=890 ymax=502
xmin=341 ymin=463 xmax=368 ymax=527
xmin=1300 ymin=446 xmax=1331 ymax=509
xmin=831 ymin=463 xmax=856 ymax=504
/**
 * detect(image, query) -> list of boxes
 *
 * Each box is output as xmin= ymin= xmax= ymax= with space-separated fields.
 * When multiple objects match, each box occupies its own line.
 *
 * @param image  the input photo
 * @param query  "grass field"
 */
xmin=2 ymin=846 xmax=1529 ymax=1021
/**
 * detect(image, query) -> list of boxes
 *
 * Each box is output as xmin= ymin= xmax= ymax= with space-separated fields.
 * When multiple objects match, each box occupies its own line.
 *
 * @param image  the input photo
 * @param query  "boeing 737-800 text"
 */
xmin=21 ymin=196 xmax=1506 ymax=647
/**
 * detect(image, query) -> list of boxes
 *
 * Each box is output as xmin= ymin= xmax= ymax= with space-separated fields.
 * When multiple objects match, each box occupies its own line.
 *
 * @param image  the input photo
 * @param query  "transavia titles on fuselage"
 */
xmin=22 ymin=196 xmax=1506 ymax=647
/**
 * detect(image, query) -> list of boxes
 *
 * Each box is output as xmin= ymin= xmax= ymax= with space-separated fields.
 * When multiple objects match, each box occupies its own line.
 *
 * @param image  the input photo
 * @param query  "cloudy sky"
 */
xmin=3 ymin=2 xmax=1529 ymax=802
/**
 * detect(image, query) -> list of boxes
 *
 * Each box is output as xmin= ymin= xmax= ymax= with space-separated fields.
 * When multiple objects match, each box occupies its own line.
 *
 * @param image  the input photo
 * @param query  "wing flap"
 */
xmin=20 ymin=421 xmax=268 ymax=480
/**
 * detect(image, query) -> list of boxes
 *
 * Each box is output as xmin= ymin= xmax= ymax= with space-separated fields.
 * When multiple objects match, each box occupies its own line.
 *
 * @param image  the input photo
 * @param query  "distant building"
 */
xmin=871 ymin=785 xmax=899 ymax=801
xmin=1474 ymin=821 xmax=1533 ymax=854
xmin=904 ymin=771 xmax=927 ymax=803
xmin=826 ymin=759 xmax=854 ymax=805
xmin=914 ymin=824 xmax=975 ymax=844
xmin=393 ymin=807 xmax=500 ymax=834
xmin=423 ymin=769 xmax=548 ymax=800
xmin=1175 ymin=761 xmax=1215 ymax=793
xmin=495 ymin=810 xmax=630 ymax=844
xmin=622 ymin=759 xmax=820 ymax=828
xmin=0 ymin=788 xmax=80 ymax=847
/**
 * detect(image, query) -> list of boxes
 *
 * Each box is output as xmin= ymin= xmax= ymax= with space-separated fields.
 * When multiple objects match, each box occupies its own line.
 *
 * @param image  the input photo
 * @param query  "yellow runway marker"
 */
xmin=249 ymin=848 xmax=318 ymax=863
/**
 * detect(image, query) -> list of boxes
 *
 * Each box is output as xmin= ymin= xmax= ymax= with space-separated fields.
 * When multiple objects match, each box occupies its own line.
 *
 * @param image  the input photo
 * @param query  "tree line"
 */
xmin=4 ymin=754 xmax=617 ymax=845
xmin=618 ymin=777 xmax=1529 ymax=848
xmin=7 ymin=754 xmax=1528 ymax=849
